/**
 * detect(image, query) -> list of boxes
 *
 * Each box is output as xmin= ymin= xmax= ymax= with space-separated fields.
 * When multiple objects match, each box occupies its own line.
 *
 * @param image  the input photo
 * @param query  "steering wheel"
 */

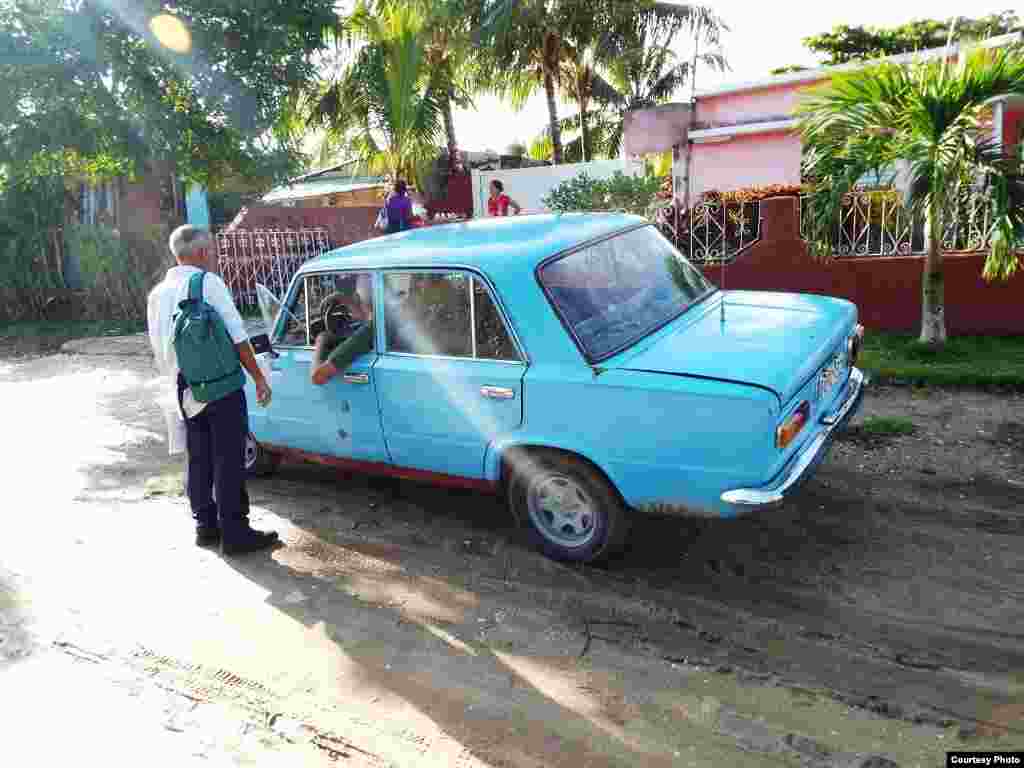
xmin=319 ymin=294 xmax=356 ymax=337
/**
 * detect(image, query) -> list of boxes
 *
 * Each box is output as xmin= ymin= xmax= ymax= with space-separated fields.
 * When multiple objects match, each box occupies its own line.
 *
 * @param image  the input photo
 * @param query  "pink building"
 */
xmin=649 ymin=32 xmax=1024 ymax=205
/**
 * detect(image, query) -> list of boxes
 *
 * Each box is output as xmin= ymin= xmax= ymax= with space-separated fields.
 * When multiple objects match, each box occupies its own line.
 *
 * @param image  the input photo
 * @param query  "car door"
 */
xmin=373 ymin=269 xmax=526 ymax=479
xmin=259 ymin=270 xmax=388 ymax=463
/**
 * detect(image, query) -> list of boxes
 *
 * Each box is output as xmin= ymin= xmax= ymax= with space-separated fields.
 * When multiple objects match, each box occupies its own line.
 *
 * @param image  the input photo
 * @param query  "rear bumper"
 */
xmin=720 ymin=367 xmax=866 ymax=510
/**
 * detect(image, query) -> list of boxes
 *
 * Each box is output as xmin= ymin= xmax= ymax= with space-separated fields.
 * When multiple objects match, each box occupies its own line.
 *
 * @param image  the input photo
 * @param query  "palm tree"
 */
xmin=558 ymin=41 xmax=621 ymax=162
xmin=306 ymin=0 xmax=443 ymax=184
xmin=485 ymin=0 xmax=587 ymax=164
xmin=564 ymin=2 xmax=727 ymax=158
xmin=414 ymin=0 xmax=483 ymax=170
xmin=798 ymin=44 xmax=1024 ymax=346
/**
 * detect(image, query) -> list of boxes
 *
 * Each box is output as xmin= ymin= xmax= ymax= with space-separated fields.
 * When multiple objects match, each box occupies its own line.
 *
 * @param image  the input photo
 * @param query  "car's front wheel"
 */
xmin=508 ymin=451 xmax=630 ymax=563
xmin=245 ymin=432 xmax=281 ymax=477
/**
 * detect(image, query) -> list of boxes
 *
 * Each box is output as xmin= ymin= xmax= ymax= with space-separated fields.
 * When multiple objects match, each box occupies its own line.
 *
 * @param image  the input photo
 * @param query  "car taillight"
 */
xmin=847 ymin=324 xmax=864 ymax=366
xmin=776 ymin=401 xmax=810 ymax=449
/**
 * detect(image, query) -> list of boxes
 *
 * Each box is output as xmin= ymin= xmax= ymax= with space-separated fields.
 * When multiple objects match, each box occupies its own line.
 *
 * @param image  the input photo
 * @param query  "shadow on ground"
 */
xmin=60 ymin=355 xmax=1024 ymax=756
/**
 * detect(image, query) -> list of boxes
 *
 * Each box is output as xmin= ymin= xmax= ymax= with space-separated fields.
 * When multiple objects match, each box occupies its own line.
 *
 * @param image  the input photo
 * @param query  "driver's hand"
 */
xmin=311 ymin=362 xmax=338 ymax=386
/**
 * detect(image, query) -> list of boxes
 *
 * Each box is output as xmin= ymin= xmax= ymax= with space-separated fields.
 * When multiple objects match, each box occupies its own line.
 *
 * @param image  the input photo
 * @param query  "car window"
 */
xmin=275 ymin=271 xmax=374 ymax=347
xmin=382 ymin=271 xmax=521 ymax=361
xmin=473 ymin=280 xmax=519 ymax=361
xmin=276 ymin=276 xmax=309 ymax=346
xmin=384 ymin=272 xmax=472 ymax=357
xmin=539 ymin=224 xmax=714 ymax=361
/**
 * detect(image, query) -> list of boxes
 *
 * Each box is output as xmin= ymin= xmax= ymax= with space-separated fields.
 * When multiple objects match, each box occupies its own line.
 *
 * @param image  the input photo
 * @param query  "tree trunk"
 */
xmin=919 ymin=200 xmax=947 ymax=345
xmin=543 ymin=69 xmax=563 ymax=165
xmin=442 ymin=88 xmax=458 ymax=173
xmin=579 ymin=98 xmax=590 ymax=164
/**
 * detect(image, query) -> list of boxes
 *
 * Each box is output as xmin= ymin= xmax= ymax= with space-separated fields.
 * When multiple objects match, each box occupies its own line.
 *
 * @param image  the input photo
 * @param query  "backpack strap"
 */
xmin=188 ymin=271 xmax=206 ymax=302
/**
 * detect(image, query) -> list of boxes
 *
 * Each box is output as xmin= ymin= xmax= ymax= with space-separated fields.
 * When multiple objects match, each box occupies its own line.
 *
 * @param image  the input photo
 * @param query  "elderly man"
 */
xmin=147 ymin=225 xmax=279 ymax=555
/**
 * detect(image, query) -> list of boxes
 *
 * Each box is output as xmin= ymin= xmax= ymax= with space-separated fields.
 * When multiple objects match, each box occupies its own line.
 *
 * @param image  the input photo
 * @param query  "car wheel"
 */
xmin=508 ymin=451 xmax=630 ymax=564
xmin=245 ymin=432 xmax=281 ymax=477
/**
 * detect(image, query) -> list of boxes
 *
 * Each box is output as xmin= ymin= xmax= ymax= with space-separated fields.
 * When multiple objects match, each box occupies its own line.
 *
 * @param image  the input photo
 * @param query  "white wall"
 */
xmin=471 ymin=158 xmax=643 ymax=217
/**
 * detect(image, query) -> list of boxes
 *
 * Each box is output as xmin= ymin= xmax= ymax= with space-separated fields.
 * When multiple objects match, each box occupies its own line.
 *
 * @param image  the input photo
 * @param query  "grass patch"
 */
xmin=857 ymin=416 xmax=916 ymax=437
xmin=839 ymin=415 xmax=916 ymax=447
xmin=859 ymin=333 xmax=1024 ymax=388
xmin=0 ymin=318 xmax=145 ymax=357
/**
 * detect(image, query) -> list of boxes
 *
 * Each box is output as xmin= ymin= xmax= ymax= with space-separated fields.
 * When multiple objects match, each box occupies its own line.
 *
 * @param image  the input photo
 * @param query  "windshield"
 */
xmin=539 ymin=225 xmax=715 ymax=361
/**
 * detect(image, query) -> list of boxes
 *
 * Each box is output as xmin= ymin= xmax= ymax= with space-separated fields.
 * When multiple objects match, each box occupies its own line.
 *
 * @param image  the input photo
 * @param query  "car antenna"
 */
xmin=720 ymin=249 xmax=726 ymax=325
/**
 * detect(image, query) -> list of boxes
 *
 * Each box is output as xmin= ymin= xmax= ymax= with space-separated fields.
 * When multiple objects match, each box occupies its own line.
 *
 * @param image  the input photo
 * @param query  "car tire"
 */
xmin=245 ymin=432 xmax=281 ymax=478
xmin=508 ymin=451 xmax=630 ymax=564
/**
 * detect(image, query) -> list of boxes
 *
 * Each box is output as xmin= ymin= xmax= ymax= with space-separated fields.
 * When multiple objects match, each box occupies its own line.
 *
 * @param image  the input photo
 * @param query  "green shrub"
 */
xmin=64 ymin=223 xmax=169 ymax=322
xmin=542 ymin=171 xmax=662 ymax=217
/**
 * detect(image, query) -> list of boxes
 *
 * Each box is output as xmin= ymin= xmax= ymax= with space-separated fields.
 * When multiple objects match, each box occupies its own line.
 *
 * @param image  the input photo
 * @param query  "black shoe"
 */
xmin=220 ymin=527 xmax=279 ymax=556
xmin=195 ymin=525 xmax=221 ymax=548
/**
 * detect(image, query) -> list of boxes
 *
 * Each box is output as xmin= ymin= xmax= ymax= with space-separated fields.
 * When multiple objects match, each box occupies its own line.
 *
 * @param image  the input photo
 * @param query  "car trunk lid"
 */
xmin=607 ymin=291 xmax=856 ymax=405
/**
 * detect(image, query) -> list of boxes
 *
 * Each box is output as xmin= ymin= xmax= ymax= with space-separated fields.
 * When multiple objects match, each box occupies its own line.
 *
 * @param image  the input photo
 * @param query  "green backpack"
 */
xmin=172 ymin=271 xmax=245 ymax=404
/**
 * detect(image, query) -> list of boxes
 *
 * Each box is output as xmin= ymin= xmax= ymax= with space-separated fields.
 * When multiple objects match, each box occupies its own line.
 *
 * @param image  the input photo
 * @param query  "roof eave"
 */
xmin=697 ymin=31 xmax=1024 ymax=100
xmin=690 ymin=118 xmax=799 ymax=141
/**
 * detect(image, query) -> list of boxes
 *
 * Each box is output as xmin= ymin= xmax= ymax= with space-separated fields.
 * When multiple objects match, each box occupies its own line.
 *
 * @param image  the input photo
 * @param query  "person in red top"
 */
xmin=487 ymin=179 xmax=522 ymax=216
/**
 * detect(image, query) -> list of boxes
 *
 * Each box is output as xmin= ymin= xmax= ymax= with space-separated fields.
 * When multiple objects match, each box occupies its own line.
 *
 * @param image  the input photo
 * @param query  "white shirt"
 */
xmin=147 ymin=266 xmax=248 ymax=454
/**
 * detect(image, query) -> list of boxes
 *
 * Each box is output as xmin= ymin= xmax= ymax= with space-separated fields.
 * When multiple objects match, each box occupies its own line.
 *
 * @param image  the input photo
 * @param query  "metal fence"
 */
xmin=799 ymin=188 xmax=994 ymax=257
xmin=657 ymin=199 xmax=762 ymax=264
xmin=217 ymin=228 xmax=332 ymax=309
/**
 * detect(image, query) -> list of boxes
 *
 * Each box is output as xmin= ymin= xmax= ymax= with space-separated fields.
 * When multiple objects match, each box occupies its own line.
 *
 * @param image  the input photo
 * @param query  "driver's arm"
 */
xmin=310 ymin=331 xmax=339 ymax=385
xmin=311 ymin=324 xmax=374 ymax=386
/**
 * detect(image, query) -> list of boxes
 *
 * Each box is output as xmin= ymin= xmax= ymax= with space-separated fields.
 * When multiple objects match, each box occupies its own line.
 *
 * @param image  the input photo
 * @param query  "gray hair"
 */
xmin=168 ymin=225 xmax=213 ymax=261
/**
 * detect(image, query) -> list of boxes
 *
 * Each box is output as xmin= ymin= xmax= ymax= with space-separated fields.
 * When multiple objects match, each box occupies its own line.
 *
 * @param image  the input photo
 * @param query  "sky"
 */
xmin=452 ymin=0 xmax=1018 ymax=153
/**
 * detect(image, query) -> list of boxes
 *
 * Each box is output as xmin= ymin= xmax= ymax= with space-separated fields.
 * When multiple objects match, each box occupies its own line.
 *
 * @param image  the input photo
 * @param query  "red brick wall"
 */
xmin=699 ymin=196 xmax=1024 ymax=335
xmin=226 ymin=205 xmax=380 ymax=247
xmin=118 ymin=172 xmax=167 ymax=234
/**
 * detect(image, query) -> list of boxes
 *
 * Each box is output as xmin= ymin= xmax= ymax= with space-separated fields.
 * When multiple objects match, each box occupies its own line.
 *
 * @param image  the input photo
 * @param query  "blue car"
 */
xmin=246 ymin=213 xmax=866 ymax=563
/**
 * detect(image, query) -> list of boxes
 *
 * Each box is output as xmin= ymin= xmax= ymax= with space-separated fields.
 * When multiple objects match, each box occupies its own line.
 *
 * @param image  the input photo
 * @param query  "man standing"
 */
xmin=147 ymin=225 xmax=279 ymax=555
xmin=384 ymin=179 xmax=413 ymax=234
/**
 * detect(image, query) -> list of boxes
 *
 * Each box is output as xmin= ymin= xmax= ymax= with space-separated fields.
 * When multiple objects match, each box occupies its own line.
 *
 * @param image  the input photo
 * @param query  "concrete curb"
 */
xmin=61 ymin=334 xmax=151 ymax=357
xmin=61 ymin=320 xmax=265 ymax=357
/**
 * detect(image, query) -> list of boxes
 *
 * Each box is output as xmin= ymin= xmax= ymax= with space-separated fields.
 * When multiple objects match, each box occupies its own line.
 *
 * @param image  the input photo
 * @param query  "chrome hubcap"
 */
xmin=244 ymin=433 xmax=259 ymax=469
xmin=526 ymin=474 xmax=597 ymax=548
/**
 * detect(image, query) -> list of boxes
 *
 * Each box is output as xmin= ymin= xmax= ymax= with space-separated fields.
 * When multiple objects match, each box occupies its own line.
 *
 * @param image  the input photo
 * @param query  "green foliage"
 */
xmin=0 ymin=0 xmax=330 ymax=191
xmin=63 ymin=224 xmax=169 ymax=322
xmin=306 ymin=0 xmax=444 ymax=185
xmin=542 ymin=171 xmax=662 ymax=216
xmin=803 ymin=13 xmax=1021 ymax=66
xmin=0 ymin=0 xmax=327 ymax=322
xmin=560 ymin=3 xmax=727 ymax=159
xmin=798 ymin=45 xmax=1024 ymax=280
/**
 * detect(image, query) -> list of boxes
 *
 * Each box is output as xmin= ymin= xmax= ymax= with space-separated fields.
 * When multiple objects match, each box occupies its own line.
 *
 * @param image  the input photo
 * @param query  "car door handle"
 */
xmin=481 ymin=385 xmax=515 ymax=400
xmin=342 ymin=372 xmax=369 ymax=385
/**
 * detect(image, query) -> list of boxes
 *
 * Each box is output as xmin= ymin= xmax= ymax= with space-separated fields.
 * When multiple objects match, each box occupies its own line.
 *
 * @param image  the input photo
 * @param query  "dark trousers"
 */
xmin=178 ymin=376 xmax=250 ymax=533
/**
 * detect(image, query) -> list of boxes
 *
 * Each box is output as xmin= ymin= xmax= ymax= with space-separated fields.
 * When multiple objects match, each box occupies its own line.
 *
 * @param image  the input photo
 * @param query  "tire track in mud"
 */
xmin=125 ymin=643 xmax=495 ymax=768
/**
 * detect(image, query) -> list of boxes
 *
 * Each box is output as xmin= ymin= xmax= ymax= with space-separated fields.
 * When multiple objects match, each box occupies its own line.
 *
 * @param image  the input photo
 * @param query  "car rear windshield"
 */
xmin=538 ymin=224 xmax=715 ymax=361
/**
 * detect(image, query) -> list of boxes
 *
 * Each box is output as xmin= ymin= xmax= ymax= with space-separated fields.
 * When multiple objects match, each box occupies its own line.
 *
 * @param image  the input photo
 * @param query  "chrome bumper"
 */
xmin=720 ymin=367 xmax=866 ymax=509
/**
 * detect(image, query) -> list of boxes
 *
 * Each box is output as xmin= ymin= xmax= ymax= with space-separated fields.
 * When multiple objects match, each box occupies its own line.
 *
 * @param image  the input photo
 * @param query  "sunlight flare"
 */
xmin=149 ymin=13 xmax=191 ymax=54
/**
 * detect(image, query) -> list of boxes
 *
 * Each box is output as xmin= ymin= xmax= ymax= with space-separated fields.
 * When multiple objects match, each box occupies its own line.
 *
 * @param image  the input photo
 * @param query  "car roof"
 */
xmin=299 ymin=212 xmax=647 ymax=277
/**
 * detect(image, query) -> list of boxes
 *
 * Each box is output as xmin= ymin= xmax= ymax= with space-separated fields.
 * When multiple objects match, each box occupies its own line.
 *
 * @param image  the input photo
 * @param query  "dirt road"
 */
xmin=1 ymin=338 xmax=1022 ymax=767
